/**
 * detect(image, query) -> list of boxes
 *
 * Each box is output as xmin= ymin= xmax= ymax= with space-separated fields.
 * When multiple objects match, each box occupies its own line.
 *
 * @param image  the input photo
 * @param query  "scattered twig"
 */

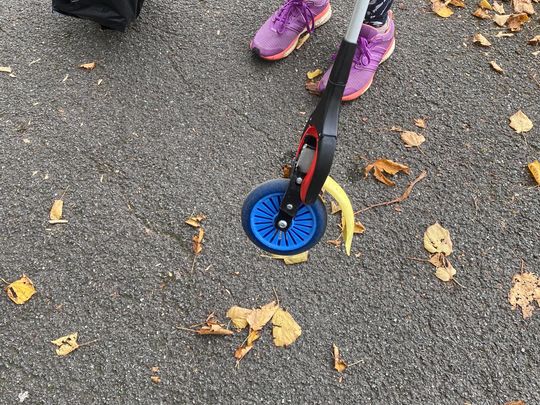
xmin=78 ymin=338 xmax=99 ymax=348
xmin=355 ymin=171 xmax=427 ymax=214
xmin=0 ymin=277 xmax=9 ymax=285
xmin=452 ymin=278 xmax=466 ymax=289
xmin=347 ymin=359 xmax=364 ymax=368
xmin=272 ymin=286 xmax=280 ymax=308
xmin=520 ymin=258 xmax=526 ymax=274
xmin=190 ymin=256 xmax=197 ymax=273
xmin=176 ymin=326 xmax=198 ymax=333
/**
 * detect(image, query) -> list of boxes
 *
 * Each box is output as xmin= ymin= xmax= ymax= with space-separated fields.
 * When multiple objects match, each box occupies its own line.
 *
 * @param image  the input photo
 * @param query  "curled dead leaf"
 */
xmin=473 ymin=33 xmax=492 ymax=46
xmin=333 ymin=344 xmax=348 ymax=373
xmin=353 ymin=221 xmax=366 ymax=234
xmin=270 ymin=251 xmax=309 ymax=265
xmin=49 ymin=199 xmax=68 ymax=224
xmin=489 ymin=60 xmax=504 ymax=73
xmin=493 ymin=1 xmax=506 ymax=13
xmin=493 ymin=13 xmax=510 ymax=25
xmin=185 ymin=213 xmax=206 ymax=228
xmin=449 ymin=0 xmax=465 ymax=6
xmin=431 ymin=0 xmax=454 ymax=17
xmin=509 ymin=110 xmax=533 ymax=133
xmin=150 ymin=376 xmax=161 ymax=384
xmin=414 ymin=118 xmax=427 ymax=128
xmin=364 ymin=159 xmax=410 ymax=186
xmin=196 ymin=324 xmax=234 ymax=336
xmin=192 ymin=228 xmax=204 ymax=255
xmin=434 ymin=260 xmax=457 ymax=282
xmin=527 ymin=161 xmax=540 ymax=185
xmin=0 ymin=66 xmax=13 ymax=74
xmin=234 ymin=329 xmax=260 ymax=361
xmin=506 ymin=13 xmax=529 ymax=31
xmin=5 ymin=275 xmax=36 ymax=305
xmin=512 ymin=0 xmax=535 ymax=14
xmin=529 ymin=35 xmax=540 ymax=45
xmin=472 ymin=7 xmax=492 ymax=18
xmin=79 ymin=62 xmax=97 ymax=70
xmin=479 ymin=0 xmax=493 ymax=10
xmin=296 ymin=33 xmax=310 ymax=49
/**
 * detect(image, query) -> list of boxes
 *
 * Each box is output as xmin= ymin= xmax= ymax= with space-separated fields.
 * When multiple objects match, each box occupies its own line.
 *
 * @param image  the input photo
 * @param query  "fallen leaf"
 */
xmin=429 ymin=252 xmax=447 ymax=267
xmin=151 ymin=376 xmax=161 ymax=383
xmin=192 ymin=228 xmax=204 ymax=254
xmin=331 ymin=200 xmax=341 ymax=214
xmin=506 ymin=13 xmax=529 ymax=31
xmin=432 ymin=0 xmax=454 ymax=17
xmin=509 ymin=110 xmax=533 ymax=133
xmin=400 ymin=131 xmax=426 ymax=148
xmin=353 ymin=221 xmax=366 ymax=234
xmin=414 ymin=118 xmax=427 ymax=128
xmin=512 ymin=0 xmax=535 ymax=14
xmin=5 ymin=275 xmax=36 ymax=305
xmin=493 ymin=1 xmax=506 ymax=13
xmin=272 ymin=308 xmax=302 ymax=347
xmin=327 ymin=238 xmax=342 ymax=246
xmin=495 ymin=31 xmax=514 ymax=37
xmin=489 ymin=60 xmax=504 ymax=73
xmin=79 ymin=62 xmax=97 ymax=70
xmin=472 ymin=7 xmax=492 ymax=18
xmin=151 ymin=366 xmax=159 ymax=373
xmin=509 ymin=272 xmax=540 ymax=319
xmin=504 ymin=401 xmax=526 ymax=405
xmin=529 ymin=35 xmax=540 ymax=45
xmin=49 ymin=199 xmax=68 ymax=224
xmin=450 ymin=0 xmax=465 ymax=6
xmin=333 ymin=344 xmax=347 ymax=373
xmin=185 ymin=213 xmax=206 ymax=228
xmin=307 ymin=69 xmax=323 ymax=80
xmin=528 ymin=160 xmax=540 ymax=185
xmin=196 ymin=323 xmax=234 ymax=336
xmin=479 ymin=0 xmax=493 ymax=9
xmin=533 ymin=51 xmax=540 ymax=56
xmin=296 ymin=33 xmax=310 ymax=49
xmin=226 ymin=306 xmax=252 ymax=329
xmin=473 ymin=33 xmax=492 ymax=46
xmin=493 ymin=13 xmax=511 ymax=25
xmin=0 ymin=66 xmax=13 ymax=74
xmin=270 ymin=251 xmax=309 ymax=265
xmin=246 ymin=301 xmax=279 ymax=331
xmin=234 ymin=329 xmax=260 ymax=361
xmin=282 ymin=163 xmax=292 ymax=178
xmin=364 ymin=159 xmax=410 ymax=186
xmin=51 ymin=332 xmax=79 ymax=356
xmin=435 ymin=263 xmax=456 ymax=282
xmin=424 ymin=223 xmax=453 ymax=255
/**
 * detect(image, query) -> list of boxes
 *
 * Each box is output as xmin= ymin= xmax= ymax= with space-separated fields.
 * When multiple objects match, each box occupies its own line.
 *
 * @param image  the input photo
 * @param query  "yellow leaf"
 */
xmin=51 ymin=332 xmax=79 ymax=356
xmin=435 ymin=262 xmax=457 ymax=282
xmin=472 ymin=7 xmax=492 ymax=18
xmin=185 ymin=213 xmax=206 ymax=228
xmin=234 ymin=329 xmax=260 ymax=361
xmin=493 ymin=13 xmax=510 ymax=25
xmin=528 ymin=160 xmax=540 ymax=185
xmin=489 ymin=60 xmax=504 ymax=73
xmin=246 ymin=301 xmax=279 ymax=331
xmin=512 ymin=0 xmax=535 ymax=14
xmin=509 ymin=110 xmax=533 ymax=133
xmin=307 ymin=69 xmax=323 ymax=80
xmin=508 ymin=272 xmax=540 ymax=319
xmin=226 ymin=306 xmax=252 ymax=329
xmin=353 ymin=221 xmax=366 ymax=234
xmin=429 ymin=252 xmax=447 ymax=267
xmin=449 ymin=0 xmax=465 ymax=7
xmin=493 ymin=1 xmax=506 ymax=13
xmin=49 ymin=199 xmax=65 ymax=222
xmin=79 ymin=62 xmax=96 ymax=70
xmin=432 ymin=0 xmax=454 ymax=17
xmin=364 ymin=159 xmax=410 ymax=186
xmin=479 ymin=0 xmax=493 ymax=10
xmin=473 ymin=33 xmax=492 ymax=46
xmin=529 ymin=35 xmax=540 ymax=45
xmin=296 ymin=33 xmax=310 ymax=49
xmin=400 ymin=131 xmax=426 ymax=147
xmin=330 ymin=200 xmax=341 ymax=214
xmin=5 ymin=275 xmax=36 ymax=305
xmin=271 ymin=251 xmax=309 ymax=265
xmin=150 ymin=376 xmax=161 ymax=384
xmin=0 ymin=66 xmax=13 ymax=74
xmin=333 ymin=344 xmax=348 ymax=373
xmin=506 ymin=13 xmax=529 ymax=31
xmin=192 ymin=228 xmax=204 ymax=255
xmin=424 ymin=223 xmax=453 ymax=255
xmin=272 ymin=308 xmax=302 ymax=347
xmin=414 ymin=118 xmax=427 ymax=128
xmin=151 ymin=366 xmax=159 ymax=373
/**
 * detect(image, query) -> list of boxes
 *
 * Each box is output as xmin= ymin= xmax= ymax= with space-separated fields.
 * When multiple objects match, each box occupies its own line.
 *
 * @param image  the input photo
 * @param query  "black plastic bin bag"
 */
xmin=52 ymin=0 xmax=144 ymax=31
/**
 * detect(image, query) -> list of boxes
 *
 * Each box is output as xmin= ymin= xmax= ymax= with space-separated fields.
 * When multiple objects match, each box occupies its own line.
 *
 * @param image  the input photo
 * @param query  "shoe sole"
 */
xmin=251 ymin=3 xmax=332 ymax=61
xmin=342 ymin=37 xmax=396 ymax=101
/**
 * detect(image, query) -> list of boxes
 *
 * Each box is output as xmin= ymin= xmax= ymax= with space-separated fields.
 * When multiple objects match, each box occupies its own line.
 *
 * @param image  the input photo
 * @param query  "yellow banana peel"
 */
xmin=322 ymin=176 xmax=354 ymax=256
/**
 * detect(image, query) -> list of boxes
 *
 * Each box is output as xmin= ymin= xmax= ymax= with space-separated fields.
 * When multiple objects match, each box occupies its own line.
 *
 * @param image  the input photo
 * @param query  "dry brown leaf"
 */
xmin=150 ymin=376 xmax=161 ymax=384
xmin=504 ymin=401 xmax=526 ymax=405
xmin=400 ymin=131 xmax=426 ymax=148
xmin=192 ymin=228 xmax=204 ymax=255
xmin=509 ymin=110 xmax=533 ymax=133
xmin=364 ymin=159 xmax=410 ymax=186
xmin=196 ymin=324 xmax=234 ymax=336
xmin=414 ymin=118 xmax=427 ymax=128
xmin=234 ymin=329 xmax=260 ymax=361
xmin=432 ymin=0 xmax=454 ymax=17
xmin=272 ymin=308 xmax=302 ymax=347
xmin=473 ymin=33 xmax=492 ymax=46
xmin=331 ymin=200 xmax=341 ymax=214
xmin=493 ymin=13 xmax=511 ymax=25
xmin=434 ymin=259 xmax=457 ymax=282
xmin=327 ymin=238 xmax=342 ymax=247
xmin=489 ymin=60 xmax=504 ymax=73
xmin=529 ymin=35 xmax=540 ymax=45
xmin=5 ymin=275 xmax=36 ymax=305
xmin=185 ymin=213 xmax=206 ymax=228
xmin=472 ymin=7 xmax=492 ymax=18
xmin=493 ymin=1 xmax=506 ymax=13
xmin=49 ymin=199 xmax=68 ymax=224
xmin=51 ymin=333 xmax=79 ymax=356
xmin=509 ymin=272 xmax=540 ymax=319
xmin=296 ymin=33 xmax=310 ymax=49
xmin=333 ymin=344 xmax=348 ymax=373
xmin=270 ymin=251 xmax=309 ymax=265
xmin=246 ymin=301 xmax=279 ymax=331
xmin=450 ymin=0 xmax=465 ymax=6
xmin=282 ymin=163 xmax=292 ymax=178
xmin=0 ymin=66 xmax=13 ymax=74
xmin=226 ymin=306 xmax=252 ymax=329
xmin=79 ymin=62 xmax=96 ymax=70
xmin=424 ymin=223 xmax=453 ymax=255
xmin=353 ymin=221 xmax=366 ymax=234
xmin=151 ymin=366 xmax=159 ymax=373
xmin=512 ymin=0 xmax=535 ymax=14
xmin=528 ymin=160 xmax=540 ymax=185
xmin=307 ymin=69 xmax=323 ymax=79
xmin=479 ymin=0 xmax=493 ymax=9
xmin=507 ymin=13 xmax=529 ymax=31
xmin=496 ymin=31 xmax=514 ymax=37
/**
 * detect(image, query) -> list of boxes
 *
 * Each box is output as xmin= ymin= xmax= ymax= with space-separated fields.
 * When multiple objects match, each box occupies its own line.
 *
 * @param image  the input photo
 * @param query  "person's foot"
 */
xmin=251 ymin=0 xmax=332 ymax=61
xmin=316 ymin=14 xmax=395 ymax=101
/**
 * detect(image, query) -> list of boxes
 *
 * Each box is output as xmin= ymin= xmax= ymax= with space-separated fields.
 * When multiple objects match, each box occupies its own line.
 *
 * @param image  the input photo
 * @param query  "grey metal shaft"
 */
xmin=344 ymin=0 xmax=370 ymax=43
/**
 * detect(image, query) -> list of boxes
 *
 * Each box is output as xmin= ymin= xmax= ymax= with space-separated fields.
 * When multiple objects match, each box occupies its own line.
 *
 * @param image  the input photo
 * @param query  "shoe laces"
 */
xmin=273 ymin=0 xmax=315 ymax=34
xmin=353 ymin=37 xmax=373 ymax=68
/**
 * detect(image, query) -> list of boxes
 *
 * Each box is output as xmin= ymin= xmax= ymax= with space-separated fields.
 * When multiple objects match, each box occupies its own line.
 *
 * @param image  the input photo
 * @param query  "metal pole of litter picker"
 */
xmin=344 ymin=0 xmax=370 ymax=43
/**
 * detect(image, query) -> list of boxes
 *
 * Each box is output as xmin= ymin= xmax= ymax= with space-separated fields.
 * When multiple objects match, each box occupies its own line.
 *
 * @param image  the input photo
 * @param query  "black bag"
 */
xmin=52 ymin=0 xmax=144 ymax=31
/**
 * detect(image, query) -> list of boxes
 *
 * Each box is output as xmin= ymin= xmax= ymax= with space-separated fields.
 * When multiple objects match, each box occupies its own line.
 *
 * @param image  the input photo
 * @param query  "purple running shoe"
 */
xmin=251 ymin=0 xmax=332 ymax=61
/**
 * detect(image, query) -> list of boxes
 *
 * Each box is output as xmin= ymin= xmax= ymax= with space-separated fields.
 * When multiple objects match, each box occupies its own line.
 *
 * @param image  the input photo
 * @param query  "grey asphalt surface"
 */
xmin=1 ymin=0 xmax=540 ymax=404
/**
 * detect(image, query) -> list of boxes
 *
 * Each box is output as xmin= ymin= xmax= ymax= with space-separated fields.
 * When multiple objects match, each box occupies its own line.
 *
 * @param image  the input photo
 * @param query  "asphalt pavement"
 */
xmin=1 ymin=0 xmax=539 ymax=404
